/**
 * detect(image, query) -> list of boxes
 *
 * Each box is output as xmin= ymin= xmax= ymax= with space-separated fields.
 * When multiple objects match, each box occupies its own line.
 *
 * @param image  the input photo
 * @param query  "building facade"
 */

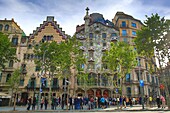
xmin=0 ymin=9 xmax=161 ymax=105
xmin=112 ymin=12 xmax=160 ymax=98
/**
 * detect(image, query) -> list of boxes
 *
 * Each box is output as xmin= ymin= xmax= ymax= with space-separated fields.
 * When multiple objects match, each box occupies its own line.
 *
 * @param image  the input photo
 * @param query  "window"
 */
xmin=136 ymin=72 xmax=140 ymax=81
xmin=123 ymin=38 xmax=128 ymax=42
xmin=20 ymin=79 xmax=24 ymax=86
xmin=21 ymin=64 xmax=26 ymax=73
xmin=145 ymin=63 xmax=148 ymax=70
xmin=35 ymin=66 xmax=40 ymax=72
xmin=111 ymin=33 xmax=117 ymax=37
xmin=126 ymin=73 xmax=131 ymax=82
xmin=12 ymin=38 xmax=18 ymax=46
xmin=28 ymin=44 xmax=32 ymax=49
xmin=138 ymin=86 xmax=141 ymax=94
xmin=30 ymin=78 xmax=35 ymax=88
xmin=6 ymin=74 xmax=11 ymax=82
xmin=122 ymin=21 xmax=126 ymax=27
xmin=0 ymin=24 xmax=3 ymax=31
xmin=147 ymin=74 xmax=150 ymax=82
xmin=156 ymin=77 xmax=158 ymax=85
xmin=90 ymin=42 xmax=93 ymax=46
xmin=24 ymin=54 xmax=27 ymax=60
xmin=5 ymin=24 xmax=9 ymax=31
xmin=89 ymin=52 xmax=93 ymax=58
xmin=102 ymin=33 xmax=106 ymax=38
xmin=103 ymin=42 xmax=106 ymax=47
xmin=152 ymin=76 xmax=155 ymax=84
xmin=136 ymin=58 xmax=141 ymax=66
xmin=126 ymin=87 xmax=131 ymax=97
xmin=89 ymin=33 xmax=93 ymax=39
xmin=132 ymin=31 xmax=136 ymax=36
xmin=131 ymin=22 xmax=137 ymax=28
xmin=53 ymin=78 xmax=59 ymax=87
xmin=9 ymin=60 xmax=14 ymax=67
xmin=122 ymin=30 xmax=127 ymax=36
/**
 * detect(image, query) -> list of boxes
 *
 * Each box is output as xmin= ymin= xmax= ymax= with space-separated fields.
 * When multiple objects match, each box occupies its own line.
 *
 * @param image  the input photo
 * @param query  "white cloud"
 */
xmin=0 ymin=0 xmax=170 ymax=36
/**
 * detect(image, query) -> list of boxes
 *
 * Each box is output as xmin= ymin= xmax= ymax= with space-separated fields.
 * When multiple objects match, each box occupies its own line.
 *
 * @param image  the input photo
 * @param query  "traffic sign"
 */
xmin=139 ymin=80 xmax=144 ymax=87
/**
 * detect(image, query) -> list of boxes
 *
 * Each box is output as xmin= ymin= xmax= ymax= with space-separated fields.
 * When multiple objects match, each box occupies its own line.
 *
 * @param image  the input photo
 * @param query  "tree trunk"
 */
xmin=13 ymin=92 xmax=16 ymax=111
xmin=9 ymin=89 xmax=13 ymax=106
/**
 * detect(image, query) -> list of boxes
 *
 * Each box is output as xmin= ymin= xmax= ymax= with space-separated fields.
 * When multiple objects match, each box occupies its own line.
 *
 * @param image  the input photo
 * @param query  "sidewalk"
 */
xmin=0 ymin=105 xmax=169 ymax=112
xmin=104 ymin=105 xmax=169 ymax=111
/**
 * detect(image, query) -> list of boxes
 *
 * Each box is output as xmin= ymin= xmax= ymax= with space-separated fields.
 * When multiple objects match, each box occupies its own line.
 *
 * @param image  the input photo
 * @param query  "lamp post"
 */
xmin=138 ymin=57 xmax=144 ymax=110
xmin=37 ymin=50 xmax=47 ymax=110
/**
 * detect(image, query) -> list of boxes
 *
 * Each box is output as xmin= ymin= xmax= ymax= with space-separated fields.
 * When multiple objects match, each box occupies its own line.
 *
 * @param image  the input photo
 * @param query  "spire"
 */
xmin=84 ymin=7 xmax=90 ymax=20
xmin=86 ymin=7 xmax=89 ymax=16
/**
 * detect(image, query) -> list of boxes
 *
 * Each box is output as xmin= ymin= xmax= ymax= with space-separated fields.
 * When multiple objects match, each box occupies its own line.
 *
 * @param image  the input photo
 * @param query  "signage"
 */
xmin=139 ymin=80 xmax=144 ymax=87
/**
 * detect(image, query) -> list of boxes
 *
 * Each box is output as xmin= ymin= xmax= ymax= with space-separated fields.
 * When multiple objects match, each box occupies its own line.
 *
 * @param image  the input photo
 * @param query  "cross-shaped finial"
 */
xmin=86 ymin=7 xmax=89 ymax=15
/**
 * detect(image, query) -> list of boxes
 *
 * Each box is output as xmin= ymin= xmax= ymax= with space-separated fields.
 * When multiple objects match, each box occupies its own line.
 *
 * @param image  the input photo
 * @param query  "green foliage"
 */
xmin=0 ymin=32 xmax=17 ymax=68
xmin=7 ymin=69 xmax=20 ymax=89
xmin=103 ymin=41 xmax=137 ymax=82
xmin=134 ymin=13 xmax=169 ymax=69
xmin=34 ymin=35 xmax=86 ymax=78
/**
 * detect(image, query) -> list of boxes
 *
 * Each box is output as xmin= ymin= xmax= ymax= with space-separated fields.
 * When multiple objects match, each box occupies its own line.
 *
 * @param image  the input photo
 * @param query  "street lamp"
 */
xmin=37 ymin=49 xmax=47 ymax=110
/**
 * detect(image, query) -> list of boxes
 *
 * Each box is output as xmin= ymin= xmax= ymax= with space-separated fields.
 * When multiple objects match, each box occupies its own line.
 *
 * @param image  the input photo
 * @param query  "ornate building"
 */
xmin=0 ymin=9 xmax=161 ymax=106
xmin=0 ymin=17 xmax=68 ymax=105
xmin=112 ymin=12 xmax=160 ymax=97
xmin=75 ymin=8 xmax=119 ymax=98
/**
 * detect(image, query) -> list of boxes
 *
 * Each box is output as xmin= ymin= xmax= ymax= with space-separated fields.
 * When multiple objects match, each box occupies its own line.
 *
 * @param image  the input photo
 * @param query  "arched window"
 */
xmin=6 ymin=74 xmax=11 ymax=82
xmin=12 ymin=37 xmax=18 ymax=46
xmin=9 ymin=60 xmax=14 ymax=67
xmin=0 ymin=24 xmax=3 ymax=31
xmin=5 ymin=24 xmax=9 ymax=31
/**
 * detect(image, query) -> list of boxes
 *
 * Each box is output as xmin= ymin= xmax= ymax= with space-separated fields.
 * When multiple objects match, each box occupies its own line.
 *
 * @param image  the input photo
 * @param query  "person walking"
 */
xmin=149 ymin=96 xmax=153 ymax=108
xmin=160 ymin=95 xmax=166 ymax=109
xmin=44 ymin=97 xmax=48 ymax=110
xmin=27 ymin=96 xmax=32 ymax=110
xmin=156 ymin=96 xmax=161 ymax=108
xmin=32 ymin=97 xmax=36 ymax=110
xmin=40 ymin=97 xmax=44 ymax=110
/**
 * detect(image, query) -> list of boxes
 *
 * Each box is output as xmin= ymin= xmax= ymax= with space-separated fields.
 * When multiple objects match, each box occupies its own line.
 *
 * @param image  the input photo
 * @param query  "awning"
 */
xmin=0 ymin=92 xmax=11 ymax=98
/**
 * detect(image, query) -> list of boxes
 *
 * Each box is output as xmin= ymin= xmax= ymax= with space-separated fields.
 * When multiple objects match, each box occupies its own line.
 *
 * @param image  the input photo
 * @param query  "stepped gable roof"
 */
xmin=115 ymin=12 xmax=143 ymax=25
xmin=30 ymin=16 xmax=67 ymax=39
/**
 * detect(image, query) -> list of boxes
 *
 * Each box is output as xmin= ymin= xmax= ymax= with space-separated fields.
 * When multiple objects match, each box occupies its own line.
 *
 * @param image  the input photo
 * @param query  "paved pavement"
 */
xmin=0 ymin=105 xmax=169 ymax=112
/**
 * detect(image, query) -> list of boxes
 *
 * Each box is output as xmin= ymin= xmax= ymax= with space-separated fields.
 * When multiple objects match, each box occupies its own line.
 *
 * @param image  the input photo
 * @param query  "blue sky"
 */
xmin=0 ymin=0 xmax=170 ymax=36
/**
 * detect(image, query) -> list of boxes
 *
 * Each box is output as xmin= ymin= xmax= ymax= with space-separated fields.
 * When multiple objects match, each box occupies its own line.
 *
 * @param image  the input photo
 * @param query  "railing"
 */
xmin=120 ymin=24 xmax=129 ymax=28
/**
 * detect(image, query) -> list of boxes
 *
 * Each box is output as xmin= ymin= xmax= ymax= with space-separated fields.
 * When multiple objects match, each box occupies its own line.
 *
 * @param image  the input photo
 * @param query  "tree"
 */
xmin=0 ymin=32 xmax=17 ymax=69
xmin=7 ymin=69 xmax=21 ymax=110
xmin=103 ymin=41 xmax=137 ymax=94
xmin=134 ymin=13 xmax=170 ymax=108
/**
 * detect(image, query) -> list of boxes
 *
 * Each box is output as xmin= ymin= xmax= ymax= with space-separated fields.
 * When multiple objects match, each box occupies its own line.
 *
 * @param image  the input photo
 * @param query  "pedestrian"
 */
xmin=156 ymin=96 xmax=160 ymax=108
xmin=32 ymin=97 xmax=36 ymax=110
xmin=123 ymin=96 xmax=126 ymax=108
xmin=27 ymin=96 xmax=32 ymax=110
xmin=40 ymin=97 xmax=44 ymax=110
xmin=160 ymin=95 xmax=166 ymax=109
xmin=100 ymin=96 xmax=105 ymax=109
xmin=129 ymin=97 xmax=132 ymax=107
xmin=119 ymin=96 xmax=123 ymax=109
xmin=44 ymin=97 xmax=48 ymax=110
xmin=149 ymin=96 xmax=153 ymax=108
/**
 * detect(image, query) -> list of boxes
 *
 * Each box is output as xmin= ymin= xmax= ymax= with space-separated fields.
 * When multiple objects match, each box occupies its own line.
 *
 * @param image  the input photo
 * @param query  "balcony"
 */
xmin=80 ymin=46 xmax=86 ymax=51
xmin=102 ymin=47 xmax=107 ymax=51
xmin=76 ymin=35 xmax=86 ymax=40
xmin=88 ymin=57 xmax=95 ymax=62
xmin=88 ymin=46 xmax=95 ymax=51
xmin=2 ymin=67 xmax=14 ymax=72
xmin=111 ymin=36 xmax=118 ymax=42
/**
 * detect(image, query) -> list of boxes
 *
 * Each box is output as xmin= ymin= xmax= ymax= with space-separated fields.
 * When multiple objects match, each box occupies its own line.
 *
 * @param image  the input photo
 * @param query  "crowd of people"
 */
xmin=26 ymin=95 xmax=167 ymax=110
